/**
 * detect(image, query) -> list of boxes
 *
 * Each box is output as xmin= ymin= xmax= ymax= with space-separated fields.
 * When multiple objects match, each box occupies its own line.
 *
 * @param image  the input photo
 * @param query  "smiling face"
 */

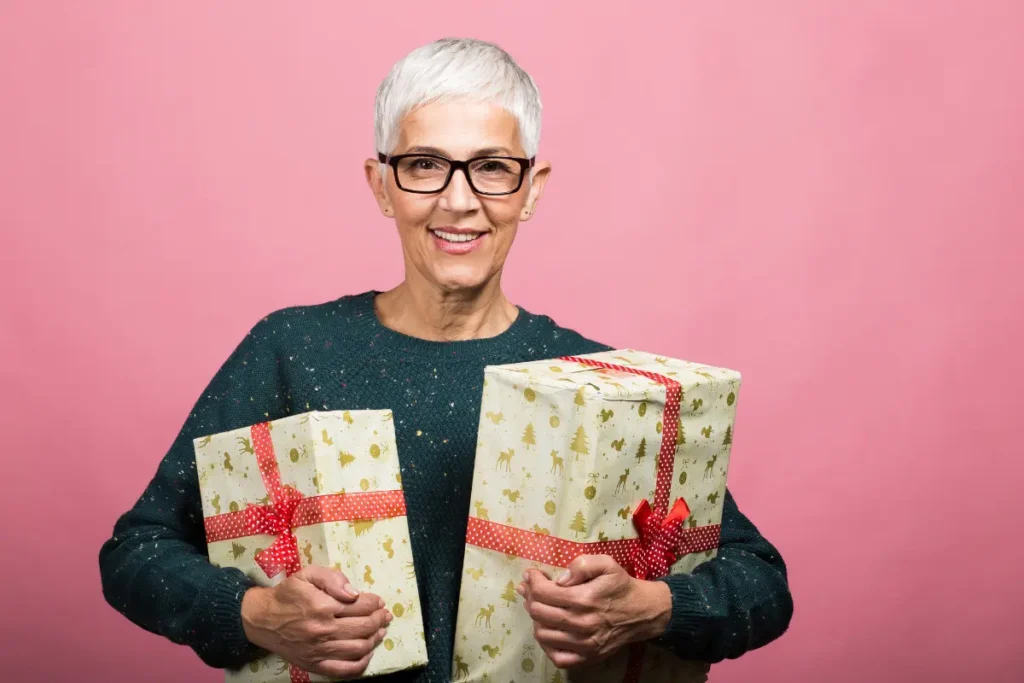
xmin=365 ymin=98 xmax=550 ymax=294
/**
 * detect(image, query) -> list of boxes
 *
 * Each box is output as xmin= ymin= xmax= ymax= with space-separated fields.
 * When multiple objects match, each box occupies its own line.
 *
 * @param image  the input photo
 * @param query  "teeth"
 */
xmin=432 ymin=230 xmax=480 ymax=243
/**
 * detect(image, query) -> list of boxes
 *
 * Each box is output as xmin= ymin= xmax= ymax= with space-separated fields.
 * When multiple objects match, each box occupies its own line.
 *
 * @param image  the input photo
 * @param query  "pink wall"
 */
xmin=3 ymin=1 xmax=1022 ymax=681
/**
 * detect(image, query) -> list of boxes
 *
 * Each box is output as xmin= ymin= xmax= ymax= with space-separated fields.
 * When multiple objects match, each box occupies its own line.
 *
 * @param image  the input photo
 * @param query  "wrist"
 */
xmin=632 ymin=578 xmax=673 ymax=642
xmin=240 ymin=586 xmax=271 ymax=644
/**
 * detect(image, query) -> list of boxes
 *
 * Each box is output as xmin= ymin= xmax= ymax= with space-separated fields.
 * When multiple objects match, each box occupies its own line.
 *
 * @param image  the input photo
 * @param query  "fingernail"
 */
xmin=343 ymin=582 xmax=359 ymax=596
xmin=522 ymin=571 xmax=530 ymax=582
xmin=385 ymin=611 xmax=393 ymax=623
xmin=377 ymin=627 xmax=386 ymax=639
xmin=557 ymin=570 xmax=571 ymax=585
xmin=515 ymin=583 xmax=525 ymax=596
xmin=378 ymin=597 xmax=385 ymax=609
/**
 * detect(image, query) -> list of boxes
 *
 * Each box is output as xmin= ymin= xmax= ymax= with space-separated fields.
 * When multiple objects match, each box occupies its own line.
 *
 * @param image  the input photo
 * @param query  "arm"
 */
xmin=98 ymin=316 xmax=284 ymax=669
xmin=650 ymin=488 xmax=793 ymax=662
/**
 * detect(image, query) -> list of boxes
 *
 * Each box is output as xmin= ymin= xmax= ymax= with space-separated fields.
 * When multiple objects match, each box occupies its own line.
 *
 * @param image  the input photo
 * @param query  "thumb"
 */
xmin=299 ymin=565 xmax=360 ymax=602
xmin=556 ymin=554 xmax=617 ymax=587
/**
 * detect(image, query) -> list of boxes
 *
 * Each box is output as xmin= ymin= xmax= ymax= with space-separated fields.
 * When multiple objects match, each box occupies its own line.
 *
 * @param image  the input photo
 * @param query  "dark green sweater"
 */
xmin=99 ymin=291 xmax=792 ymax=681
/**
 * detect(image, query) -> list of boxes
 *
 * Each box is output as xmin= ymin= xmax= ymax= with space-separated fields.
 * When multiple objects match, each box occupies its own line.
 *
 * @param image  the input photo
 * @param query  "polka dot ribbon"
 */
xmin=203 ymin=422 xmax=408 ymax=579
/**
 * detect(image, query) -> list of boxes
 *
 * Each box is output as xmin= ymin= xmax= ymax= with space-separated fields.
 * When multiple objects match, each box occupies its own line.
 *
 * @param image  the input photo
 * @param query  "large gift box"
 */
xmin=193 ymin=410 xmax=428 ymax=682
xmin=451 ymin=350 xmax=741 ymax=683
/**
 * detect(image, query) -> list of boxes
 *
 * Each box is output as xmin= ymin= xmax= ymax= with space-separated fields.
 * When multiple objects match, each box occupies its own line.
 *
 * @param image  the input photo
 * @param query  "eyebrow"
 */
xmin=403 ymin=145 xmax=516 ymax=157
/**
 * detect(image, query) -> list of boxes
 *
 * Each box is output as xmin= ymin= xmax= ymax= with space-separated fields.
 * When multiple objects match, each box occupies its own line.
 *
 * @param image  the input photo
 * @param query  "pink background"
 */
xmin=2 ymin=1 xmax=1022 ymax=681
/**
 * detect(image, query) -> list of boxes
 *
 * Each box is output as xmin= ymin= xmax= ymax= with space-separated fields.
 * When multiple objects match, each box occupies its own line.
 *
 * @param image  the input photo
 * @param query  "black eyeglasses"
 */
xmin=378 ymin=152 xmax=535 ymax=195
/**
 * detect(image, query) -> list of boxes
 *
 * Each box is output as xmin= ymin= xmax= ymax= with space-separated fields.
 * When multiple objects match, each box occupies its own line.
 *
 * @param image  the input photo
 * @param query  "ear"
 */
xmin=519 ymin=161 xmax=551 ymax=222
xmin=364 ymin=158 xmax=394 ymax=217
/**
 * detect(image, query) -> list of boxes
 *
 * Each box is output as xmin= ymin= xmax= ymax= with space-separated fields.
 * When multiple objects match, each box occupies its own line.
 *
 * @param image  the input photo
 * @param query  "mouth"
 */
xmin=429 ymin=227 xmax=487 ymax=254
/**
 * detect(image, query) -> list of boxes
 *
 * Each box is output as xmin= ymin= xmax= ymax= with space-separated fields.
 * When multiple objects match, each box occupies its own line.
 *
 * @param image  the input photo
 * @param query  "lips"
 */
xmin=430 ymin=227 xmax=487 ymax=255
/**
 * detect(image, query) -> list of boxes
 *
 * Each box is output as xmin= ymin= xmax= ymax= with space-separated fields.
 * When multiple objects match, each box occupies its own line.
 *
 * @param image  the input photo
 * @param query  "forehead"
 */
xmin=396 ymin=98 xmax=524 ymax=157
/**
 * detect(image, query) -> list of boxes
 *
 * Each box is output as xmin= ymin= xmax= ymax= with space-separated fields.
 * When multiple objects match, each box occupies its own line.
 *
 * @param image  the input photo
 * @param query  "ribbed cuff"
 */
xmin=195 ymin=569 xmax=267 ymax=669
xmin=652 ymin=576 xmax=706 ymax=647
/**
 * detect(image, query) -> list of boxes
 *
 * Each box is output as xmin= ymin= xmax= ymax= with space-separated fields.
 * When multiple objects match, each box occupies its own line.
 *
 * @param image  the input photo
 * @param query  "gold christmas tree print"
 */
xmin=338 ymin=450 xmax=355 ymax=467
xmin=574 ymin=386 xmax=587 ymax=407
xmin=501 ymin=580 xmax=518 ymax=606
xmin=521 ymin=423 xmax=536 ymax=448
xmin=550 ymin=670 xmax=564 ymax=683
xmin=635 ymin=437 xmax=648 ymax=463
xmin=230 ymin=542 xmax=246 ymax=559
xmin=677 ymin=421 xmax=686 ymax=446
xmin=569 ymin=509 xmax=587 ymax=537
xmin=723 ymin=425 xmax=733 ymax=445
xmin=570 ymin=426 xmax=589 ymax=457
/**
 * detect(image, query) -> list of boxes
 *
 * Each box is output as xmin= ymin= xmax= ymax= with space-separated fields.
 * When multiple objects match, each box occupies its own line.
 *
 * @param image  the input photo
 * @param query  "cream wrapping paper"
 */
xmin=193 ymin=410 xmax=428 ymax=682
xmin=451 ymin=350 xmax=741 ymax=683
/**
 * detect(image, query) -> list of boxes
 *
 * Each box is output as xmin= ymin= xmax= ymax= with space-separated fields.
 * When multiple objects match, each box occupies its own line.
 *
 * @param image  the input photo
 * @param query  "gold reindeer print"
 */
xmin=475 ymin=604 xmax=495 ymax=628
xmin=600 ymin=408 xmax=614 ymax=423
xmin=383 ymin=536 xmax=394 ymax=559
xmin=338 ymin=450 xmax=355 ymax=467
xmin=465 ymin=567 xmax=484 ymax=581
xmin=236 ymin=437 xmax=254 ymax=456
xmin=222 ymin=453 xmax=233 ymax=472
xmin=211 ymin=494 xmax=221 ymax=515
xmin=454 ymin=655 xmax=469 ymax=681
xmin=404 ymin=561 xmax=416 ymax=579
xmin=694 ymin=370 xmax=715 ymax=380
xmin=550 ymin=450 xmax=564 ymax=475
xmin=496 ymin=448 xmax=514 ymax=472
xmin=485 ymin=411 xmax=505 ymax=424
xmin=197 ymin=435 xmax=212 ymax=447
xmin=321 ymin=429 xmax=333 ymax=446
xmin=474 ymin=501 xmax=490 ymax=520
xmin=707 ymin=491 xmax=720 ymax=504
xmin=615 ymin=469 xmax=630 ymax=494
xmin=502 ymin=488 xmax=522 ymax=504
xmin=704 ymin=454 xmax=718 ymax=480
xmin=481 ymin=642 xmax=501 ymax=659
xmin=363 ymin=565 xmax=374 ymax=586
xmin=351 ymin=519 xmax=375 ymax=536
xmin=532 ymin=523 xmax=550 ymax=535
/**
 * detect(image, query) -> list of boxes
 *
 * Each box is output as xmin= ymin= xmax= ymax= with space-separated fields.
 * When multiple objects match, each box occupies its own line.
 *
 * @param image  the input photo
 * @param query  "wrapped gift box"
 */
xmin=451 ymin=350 xmax=741 ymax=683
xmin=193 ymin=410 xmax=428 ymax=682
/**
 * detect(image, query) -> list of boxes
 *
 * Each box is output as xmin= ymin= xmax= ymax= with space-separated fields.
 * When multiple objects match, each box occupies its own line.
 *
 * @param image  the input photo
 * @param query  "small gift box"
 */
xmin=193 ymin=410 xmax=428 ymax=682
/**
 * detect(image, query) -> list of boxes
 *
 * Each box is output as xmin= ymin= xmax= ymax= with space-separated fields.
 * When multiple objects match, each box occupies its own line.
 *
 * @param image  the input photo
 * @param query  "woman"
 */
xmin=99 ymin=38 xmax=792 ymax=681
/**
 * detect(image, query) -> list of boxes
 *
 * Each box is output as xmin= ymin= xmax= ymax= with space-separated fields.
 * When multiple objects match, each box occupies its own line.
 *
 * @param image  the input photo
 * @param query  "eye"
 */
xmin=476 ymin=160 xmax=515 ymax=174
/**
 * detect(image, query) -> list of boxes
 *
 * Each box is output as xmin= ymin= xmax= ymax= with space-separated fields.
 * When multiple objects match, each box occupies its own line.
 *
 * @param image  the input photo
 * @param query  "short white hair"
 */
xmin=374 ymin=38 xmax=543 ymax=159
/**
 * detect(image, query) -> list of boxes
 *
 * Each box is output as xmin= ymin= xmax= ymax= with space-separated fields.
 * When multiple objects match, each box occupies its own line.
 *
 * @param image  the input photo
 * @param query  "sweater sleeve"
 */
xmin=98 ymin=315 xmax=286 ymax=670
xmin=650 ymin=489 xmax=793 ymax=662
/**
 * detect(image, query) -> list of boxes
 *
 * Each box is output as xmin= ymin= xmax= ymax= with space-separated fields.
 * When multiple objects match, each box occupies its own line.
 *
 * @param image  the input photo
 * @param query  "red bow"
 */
xmin=244 ymin=484 xmax=305 ymax=578
xmin=629 ymin=497 xmax=692 ymax=580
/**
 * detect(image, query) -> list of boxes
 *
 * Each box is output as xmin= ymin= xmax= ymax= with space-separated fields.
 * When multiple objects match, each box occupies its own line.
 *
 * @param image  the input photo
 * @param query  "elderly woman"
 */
xmin=99 ymin=38 xmax=792 ymax=681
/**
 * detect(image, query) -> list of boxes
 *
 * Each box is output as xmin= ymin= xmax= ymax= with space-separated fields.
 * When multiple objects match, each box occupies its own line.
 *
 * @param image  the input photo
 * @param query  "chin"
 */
xmin=430 ymin=264 xmax=494 ymax=293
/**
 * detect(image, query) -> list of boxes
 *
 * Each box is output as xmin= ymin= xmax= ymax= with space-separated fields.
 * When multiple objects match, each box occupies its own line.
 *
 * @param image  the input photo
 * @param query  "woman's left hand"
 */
xmin=516 ymin=554 xmax=673 ymax=669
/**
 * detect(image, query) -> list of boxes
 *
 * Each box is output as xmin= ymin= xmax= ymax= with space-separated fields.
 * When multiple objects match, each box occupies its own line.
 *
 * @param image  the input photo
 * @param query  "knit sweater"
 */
xmin=99 ymin=291 xmax=792 ymax=681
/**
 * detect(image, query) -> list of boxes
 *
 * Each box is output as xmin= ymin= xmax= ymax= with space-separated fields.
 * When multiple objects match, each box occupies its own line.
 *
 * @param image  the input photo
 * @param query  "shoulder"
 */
xmin=517 ymin=306 xmax=614 ymax=357
xmin=235 ymin=291 xmax=376 ymax=351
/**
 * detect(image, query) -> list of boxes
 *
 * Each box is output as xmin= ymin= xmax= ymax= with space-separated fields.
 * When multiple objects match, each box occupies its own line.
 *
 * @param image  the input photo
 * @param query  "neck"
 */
xmin=373 ymin=277 xmax=519 ymax=342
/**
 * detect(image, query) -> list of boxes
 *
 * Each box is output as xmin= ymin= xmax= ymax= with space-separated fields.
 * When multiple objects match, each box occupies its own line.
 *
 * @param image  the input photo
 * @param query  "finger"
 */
xmin=557 ymin=554 xmax=618 ymax=587
xmin=335 ymin=610 xmax=391 ymax=640
xmin=525 ymin=572 xmax=584 ymax=609
xmin=335 ymin=592 xmax=386 ymax=618
xmin=534 ymin=624 xmax=585 ymax=652
xmin=525 ymin=597 xmax=589 ymax=634
xmin=309 ymin=651 xmax=374 ymax=680
xmin=538 ymin=640 xmax=588 ymax=669
xmin=301 ymin=565 xmax=359 ymax=602
xmin=315 ymin=630 xmax=385 ymax=662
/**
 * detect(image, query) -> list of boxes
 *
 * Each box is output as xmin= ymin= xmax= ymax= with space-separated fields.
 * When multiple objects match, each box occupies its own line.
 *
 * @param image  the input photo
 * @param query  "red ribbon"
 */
xmin=202 ymin=422 xmax=409 ymax=683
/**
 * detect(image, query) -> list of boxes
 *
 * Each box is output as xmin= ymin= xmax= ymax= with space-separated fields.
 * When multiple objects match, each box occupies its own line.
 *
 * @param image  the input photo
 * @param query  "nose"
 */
xmin=439 ymin=167 xmax=479 ymax=212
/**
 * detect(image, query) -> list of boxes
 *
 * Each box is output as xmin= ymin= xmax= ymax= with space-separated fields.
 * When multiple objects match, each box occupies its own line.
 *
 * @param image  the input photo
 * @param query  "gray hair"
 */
xmin=374 ymin=38 xmax=543 ymax=159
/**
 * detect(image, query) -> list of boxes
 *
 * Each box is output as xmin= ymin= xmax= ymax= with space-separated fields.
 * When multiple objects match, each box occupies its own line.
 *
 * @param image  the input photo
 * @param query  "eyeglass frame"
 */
xmin=377 ymin=152 xmax=536 ymax=195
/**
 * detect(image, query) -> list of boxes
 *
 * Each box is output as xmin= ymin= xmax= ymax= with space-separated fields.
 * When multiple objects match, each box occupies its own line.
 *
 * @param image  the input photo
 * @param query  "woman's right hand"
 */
xmin=240 ymin=566 xmax=391 ymax=679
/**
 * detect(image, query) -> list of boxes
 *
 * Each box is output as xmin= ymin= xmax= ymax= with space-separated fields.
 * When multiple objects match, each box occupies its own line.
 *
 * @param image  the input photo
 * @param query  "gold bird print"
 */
xmin=363 ymin=565 xmax=374 ymax=586
xmin=321 ymin=429 xmax=333 ymax=445
xmin=383 ymin=536 xmax=394 ymax=559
